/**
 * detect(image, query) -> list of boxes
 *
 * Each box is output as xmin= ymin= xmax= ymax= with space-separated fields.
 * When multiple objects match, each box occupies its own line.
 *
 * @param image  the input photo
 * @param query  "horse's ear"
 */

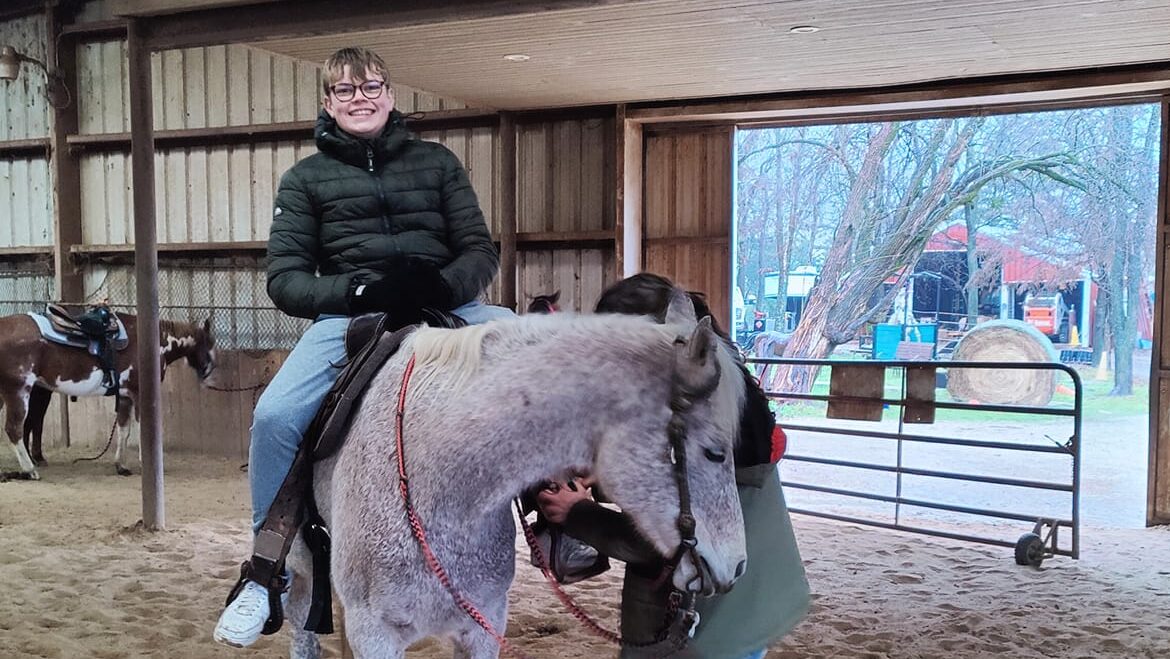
xmin=202 ymin=318 xmax=211 ymax=333
xmin=664 ymin=287 xmax=697 ymax=327
xmin=550 ymin=290 xmax=561 ymax=304
xmin=675 ymin=316 xmax=720 ymax=397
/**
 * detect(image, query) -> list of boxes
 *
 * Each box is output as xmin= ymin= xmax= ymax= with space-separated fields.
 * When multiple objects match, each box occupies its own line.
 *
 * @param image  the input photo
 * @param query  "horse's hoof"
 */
xmin=116 ymin=465 xmax=133 ymax=477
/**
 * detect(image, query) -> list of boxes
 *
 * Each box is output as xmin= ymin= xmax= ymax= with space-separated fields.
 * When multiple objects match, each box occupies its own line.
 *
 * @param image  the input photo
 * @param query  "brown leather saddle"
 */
xmin=47 ymin=302 xmax=118 ymax=337
xmin=35 ymin=303 xmax=129 ymax=350
xmin=39 ymin=303 xmax=129 ymax=396
xmin=229 ymin=309 xmax=466 ymax=637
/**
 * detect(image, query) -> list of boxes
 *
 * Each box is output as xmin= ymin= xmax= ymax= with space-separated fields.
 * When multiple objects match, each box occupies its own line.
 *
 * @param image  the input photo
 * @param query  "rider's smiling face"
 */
xmin=323 ymin=65 xmax=394 ymax=140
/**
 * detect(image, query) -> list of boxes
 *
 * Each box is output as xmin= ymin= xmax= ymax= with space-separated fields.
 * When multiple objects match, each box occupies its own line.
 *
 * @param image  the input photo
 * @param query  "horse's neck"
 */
xmin=402 ymin=345 xmax=670 ymax=522
xmin=159 ymin=321 xmax=194 ymax=361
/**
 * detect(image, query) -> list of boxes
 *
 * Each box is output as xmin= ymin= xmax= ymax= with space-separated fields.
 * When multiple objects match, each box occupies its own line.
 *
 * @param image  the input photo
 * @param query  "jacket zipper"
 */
xmin=366 ymin=145 xmax=392 ymax=237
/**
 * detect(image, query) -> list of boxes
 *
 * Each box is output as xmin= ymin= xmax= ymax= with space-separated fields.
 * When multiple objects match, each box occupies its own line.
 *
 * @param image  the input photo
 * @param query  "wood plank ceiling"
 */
xmin=239 ymin=0 xmax=1170 ymax=109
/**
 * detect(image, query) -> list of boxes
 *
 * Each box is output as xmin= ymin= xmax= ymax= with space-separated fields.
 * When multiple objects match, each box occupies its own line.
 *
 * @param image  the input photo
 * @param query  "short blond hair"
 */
xmin=322 ymin=47 xmax=390 ymax=95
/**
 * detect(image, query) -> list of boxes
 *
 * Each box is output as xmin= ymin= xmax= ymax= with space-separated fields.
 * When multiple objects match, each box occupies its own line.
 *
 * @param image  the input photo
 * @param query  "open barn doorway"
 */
xmin=733 ymin=103 xmax=1162 ymax=535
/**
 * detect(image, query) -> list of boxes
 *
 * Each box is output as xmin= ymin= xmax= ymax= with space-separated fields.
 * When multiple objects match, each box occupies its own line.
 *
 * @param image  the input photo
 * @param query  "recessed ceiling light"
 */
xmin=789 ymin=25 xmax=820 ymax=34
xmin=503 ymin=53 xmax=531 ymax=62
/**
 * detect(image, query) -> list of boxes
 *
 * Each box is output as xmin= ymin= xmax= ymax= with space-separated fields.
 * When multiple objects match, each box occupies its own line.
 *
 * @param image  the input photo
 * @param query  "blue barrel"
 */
xmin=914 ymin=324 xmax=938 ymax=345
xmin=872 ymin=324 xmax=903 ymax=359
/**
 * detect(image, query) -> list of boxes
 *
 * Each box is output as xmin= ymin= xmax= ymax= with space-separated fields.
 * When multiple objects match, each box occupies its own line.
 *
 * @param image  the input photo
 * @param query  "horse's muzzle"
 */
xmin=691 ymin=555 xmax=739 ymax=596
xmin=198 ymin=363 xmax=216 ymax=382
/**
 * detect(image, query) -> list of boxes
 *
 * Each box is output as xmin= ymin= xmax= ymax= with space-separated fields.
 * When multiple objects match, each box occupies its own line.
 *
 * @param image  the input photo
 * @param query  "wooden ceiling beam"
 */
xmin=628 ymin=62 xmax=1170 ymax=124
xmin=110 ymin=0 xmax=280 ymax=17
xmin=131 ymin=0 xmax=643 ymax=51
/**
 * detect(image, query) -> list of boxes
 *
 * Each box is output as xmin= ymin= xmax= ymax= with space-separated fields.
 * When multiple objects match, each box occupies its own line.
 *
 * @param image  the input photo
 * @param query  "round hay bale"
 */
xmin=946 ymin=319 xmax=1060 ymax=407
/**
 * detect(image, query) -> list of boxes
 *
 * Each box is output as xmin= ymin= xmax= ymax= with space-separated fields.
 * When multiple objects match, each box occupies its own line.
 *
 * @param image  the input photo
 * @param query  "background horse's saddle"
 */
xmin=28 ymin=304 xmax=129 ymax=352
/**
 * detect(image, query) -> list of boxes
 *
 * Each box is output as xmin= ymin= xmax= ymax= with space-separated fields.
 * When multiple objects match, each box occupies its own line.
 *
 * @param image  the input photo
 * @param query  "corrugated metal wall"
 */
xmin=76 ymin=43 xmax=469 ymax=247
xmin=73 ymin=0 xmax=118 ymax=22
xmin=0 ymin=13 xmax=53 ymax=247
xmin=0 ymin=11 xmax=56 ymax=470
xmin=0 ymin=157 xmax=53 ymax=246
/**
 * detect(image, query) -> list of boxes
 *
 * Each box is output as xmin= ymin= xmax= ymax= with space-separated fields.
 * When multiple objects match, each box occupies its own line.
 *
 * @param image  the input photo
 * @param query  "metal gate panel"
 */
xmin=749 ymin=357 xmax=1082 ymax=565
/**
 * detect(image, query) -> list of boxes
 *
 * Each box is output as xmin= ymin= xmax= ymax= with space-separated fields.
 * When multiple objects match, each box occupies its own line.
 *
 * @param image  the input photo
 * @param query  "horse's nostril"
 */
xmin=735 ymin=559 xmax=747 ymax=579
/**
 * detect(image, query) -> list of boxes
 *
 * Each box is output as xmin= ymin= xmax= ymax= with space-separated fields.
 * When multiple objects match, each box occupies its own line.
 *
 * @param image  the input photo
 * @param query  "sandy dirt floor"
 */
xmin=2 ymin=447 xmax=1168 ymax=658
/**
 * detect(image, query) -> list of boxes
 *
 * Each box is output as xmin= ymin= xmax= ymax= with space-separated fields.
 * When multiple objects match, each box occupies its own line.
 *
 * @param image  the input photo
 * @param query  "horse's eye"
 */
xmin=703 ymin=448 xmax=726 ymax=463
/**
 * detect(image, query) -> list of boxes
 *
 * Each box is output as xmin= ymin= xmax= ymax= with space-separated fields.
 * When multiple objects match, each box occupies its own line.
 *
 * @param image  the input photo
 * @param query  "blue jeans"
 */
xmin=248 ymin=301 xmax=516 ymax=531
xmin=740 ymin=651 xmax=767 ymax=659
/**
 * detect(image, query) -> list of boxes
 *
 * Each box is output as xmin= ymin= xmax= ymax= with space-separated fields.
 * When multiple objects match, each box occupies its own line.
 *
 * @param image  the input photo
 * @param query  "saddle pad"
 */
xmin=27 ymin=312 xmax=130 ymax=351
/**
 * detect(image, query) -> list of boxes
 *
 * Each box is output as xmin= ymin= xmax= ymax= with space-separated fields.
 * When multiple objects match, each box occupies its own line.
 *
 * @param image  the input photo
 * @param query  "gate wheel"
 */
xmin=1015 ymin=532 xmax=1045 ymax=567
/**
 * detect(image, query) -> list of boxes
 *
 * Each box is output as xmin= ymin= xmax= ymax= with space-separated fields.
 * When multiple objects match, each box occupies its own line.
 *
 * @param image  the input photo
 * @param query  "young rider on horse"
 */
xmin=537 ymin=274 xmax=810 ymax=658
xmin=213 ymin=46 xmax=513 ymax=648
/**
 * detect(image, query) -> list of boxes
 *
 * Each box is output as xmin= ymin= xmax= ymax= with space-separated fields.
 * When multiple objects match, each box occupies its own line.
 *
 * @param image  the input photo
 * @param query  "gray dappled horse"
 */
xmin=285 ymin=292 xmax=748 ymax=658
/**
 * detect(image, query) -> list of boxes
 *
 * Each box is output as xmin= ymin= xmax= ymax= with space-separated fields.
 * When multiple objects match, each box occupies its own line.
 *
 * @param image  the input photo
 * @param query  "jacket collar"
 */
xmin=315 ymin=109 xmax=410 ymax=168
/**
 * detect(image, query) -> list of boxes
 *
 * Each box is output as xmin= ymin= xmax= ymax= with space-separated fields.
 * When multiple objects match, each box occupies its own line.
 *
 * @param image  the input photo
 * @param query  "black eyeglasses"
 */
xmin=330 ymin=80 xmax=387 ymax=102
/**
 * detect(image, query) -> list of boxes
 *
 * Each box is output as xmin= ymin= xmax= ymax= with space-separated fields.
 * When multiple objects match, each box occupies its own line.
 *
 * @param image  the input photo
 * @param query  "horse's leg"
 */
xmin=452 ymin=618 xmax=505 ymax=659
xmin=341 ymin=605 xmax=409 ymax=659
xmin=285 ymin=540 xmax=321 ymax=659
xmin=113 ymin=396 xmax=134 ymax=476
xmin=2 ymin=390 xmax=39 ymax=480
xmin=23 ymin=386 xmax=51 ymax=466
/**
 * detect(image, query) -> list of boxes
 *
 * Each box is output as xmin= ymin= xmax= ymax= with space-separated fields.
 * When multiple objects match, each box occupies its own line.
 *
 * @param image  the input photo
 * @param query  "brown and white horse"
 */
xmin=0 ymin=312 xmax=216 ymax=479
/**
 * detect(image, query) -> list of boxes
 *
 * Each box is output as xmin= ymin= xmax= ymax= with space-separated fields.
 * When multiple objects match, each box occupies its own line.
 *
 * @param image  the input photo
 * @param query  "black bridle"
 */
xmin=654 ymin=335 xmax=721 ymax=596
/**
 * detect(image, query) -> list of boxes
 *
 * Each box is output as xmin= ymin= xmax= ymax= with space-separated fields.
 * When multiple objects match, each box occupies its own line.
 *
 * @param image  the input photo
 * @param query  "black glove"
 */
xmin=347 ymin=259 xmax=453 ymax=318
xmin=381 ymin=257 xmax=454 ymax=311
xmin=348 ymin=277 xmax=403 ymax=315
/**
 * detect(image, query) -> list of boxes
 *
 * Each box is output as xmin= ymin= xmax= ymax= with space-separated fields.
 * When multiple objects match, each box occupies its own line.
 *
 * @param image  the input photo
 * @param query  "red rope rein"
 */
xmin=395 ymin=355 xmax=533 ymax=659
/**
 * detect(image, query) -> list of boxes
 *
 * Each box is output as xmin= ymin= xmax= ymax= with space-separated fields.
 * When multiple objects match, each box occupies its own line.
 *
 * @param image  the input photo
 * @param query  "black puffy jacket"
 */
xmin=266 ymin=110 xmax=499 ymax=319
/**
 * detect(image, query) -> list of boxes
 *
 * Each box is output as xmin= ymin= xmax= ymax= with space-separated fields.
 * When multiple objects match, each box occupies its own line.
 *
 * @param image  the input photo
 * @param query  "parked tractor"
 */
xmin=1022 ymin=293 xmax=1071 ymax=344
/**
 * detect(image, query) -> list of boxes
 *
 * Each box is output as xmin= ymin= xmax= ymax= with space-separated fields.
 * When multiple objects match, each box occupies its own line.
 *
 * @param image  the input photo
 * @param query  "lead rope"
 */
xmin=514 ymin=499 xmax=691 ymax=650
xmin=72 ymin=394 xmax=123 ymax=465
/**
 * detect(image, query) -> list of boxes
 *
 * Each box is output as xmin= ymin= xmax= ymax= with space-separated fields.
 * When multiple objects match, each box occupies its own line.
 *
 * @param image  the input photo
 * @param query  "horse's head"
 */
xmin=593 ymin=291 xmax=747 ymax=597
xmin=188 ymin=318 xmax=217 ymax=383
xmin=597 ymin=272 xmax=780 ymax=467
xmin=162 ymin=317 xmax=217 ymax=383
xmin=526 ymin=290 xmax=561 ymax=314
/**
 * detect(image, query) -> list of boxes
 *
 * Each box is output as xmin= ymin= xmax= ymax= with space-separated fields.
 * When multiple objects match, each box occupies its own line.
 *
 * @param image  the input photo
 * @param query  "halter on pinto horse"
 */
xmin=525 ymin=290 xmax=561 ymax=314
xmin=0 ymin=311 xmax=216 ymax=480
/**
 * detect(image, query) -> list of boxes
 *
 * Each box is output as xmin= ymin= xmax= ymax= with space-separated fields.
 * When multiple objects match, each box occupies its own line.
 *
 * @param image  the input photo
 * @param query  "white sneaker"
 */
xmin=213 ymin=579 xmax=287 ymax=648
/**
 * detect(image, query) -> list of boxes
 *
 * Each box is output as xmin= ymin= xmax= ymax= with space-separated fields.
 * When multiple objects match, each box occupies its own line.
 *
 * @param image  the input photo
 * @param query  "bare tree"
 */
xmin=754 ymin=118 xmax=1079 ymax=392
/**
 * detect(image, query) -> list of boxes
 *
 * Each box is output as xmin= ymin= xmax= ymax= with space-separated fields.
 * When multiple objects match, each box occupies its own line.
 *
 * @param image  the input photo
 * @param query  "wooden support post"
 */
xmin=615 ymin=106 xmax=643 ymax=278
xmin=498 ymin=112 xmax=517 ymax=310
xmin=45 ymin=2 xmax=82 ymax=450
xmin=127 ymin=18 xmax=165 ymax=530
xmin=45 ymin=3 xmax=84 ymax=303
xmin=1150 ymin=97 xmax=1170 ymax=526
